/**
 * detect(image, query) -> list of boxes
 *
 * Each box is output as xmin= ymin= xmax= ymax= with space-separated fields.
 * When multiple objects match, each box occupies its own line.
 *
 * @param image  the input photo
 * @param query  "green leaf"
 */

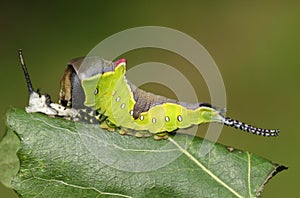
xmin=0 ymin=127 xmax=20 ymax=188
xmin=1 ymin=108 xmax=286 ymax=198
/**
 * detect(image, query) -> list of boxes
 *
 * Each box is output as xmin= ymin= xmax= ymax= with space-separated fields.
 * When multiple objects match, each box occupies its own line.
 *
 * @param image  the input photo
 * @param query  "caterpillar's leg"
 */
xmin=100 ymin=120 xmax=117 ymax=132
xmin=134 ymin=131 xmax=152 ymax=138
xmin=119 ymin=128 xmax=133 ymax=136
xmin=153 ymin=132 xmax=170 ymax=140
xmin=118 ymin=128 xmax=151 ymax=138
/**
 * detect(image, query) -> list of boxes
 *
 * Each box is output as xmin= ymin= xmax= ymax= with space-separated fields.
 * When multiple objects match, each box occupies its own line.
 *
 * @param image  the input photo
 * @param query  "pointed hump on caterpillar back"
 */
xmin=114 ymin=58 xmax=127 ymax=67
xmin=113 ymin=58 xmax=127 ymax=74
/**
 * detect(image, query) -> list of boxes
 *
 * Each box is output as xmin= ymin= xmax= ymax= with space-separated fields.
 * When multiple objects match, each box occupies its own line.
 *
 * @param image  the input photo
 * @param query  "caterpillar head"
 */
xmin=58 ymin=57 xmax=125 ymax=109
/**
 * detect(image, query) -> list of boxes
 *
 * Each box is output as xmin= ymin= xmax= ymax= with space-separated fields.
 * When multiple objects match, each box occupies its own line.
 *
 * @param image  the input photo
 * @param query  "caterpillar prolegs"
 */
xmin=19 ymin=50 xmax=280 ymax=138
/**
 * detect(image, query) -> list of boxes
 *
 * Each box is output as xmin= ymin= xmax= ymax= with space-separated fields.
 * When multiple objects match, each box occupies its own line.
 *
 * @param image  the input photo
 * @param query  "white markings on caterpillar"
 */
xmin=152 ymin=117 xmax=156 ymax=123
xmin=94 ymin=88 xmax=98 ymax=95
xmin=140 ymin=115 xmax=144 ymax=121
xmin=129 ymin=110 xmax=134 ymax=116
xmin=177 ymin=115 xmax=183 ymax=122
xmin=165 ymin=116 xmax=170 ymax=122
xmin=121 ymin=103 xmax=125 ymax=109
xmin=116 ymin=96 xmax=121 ymax=102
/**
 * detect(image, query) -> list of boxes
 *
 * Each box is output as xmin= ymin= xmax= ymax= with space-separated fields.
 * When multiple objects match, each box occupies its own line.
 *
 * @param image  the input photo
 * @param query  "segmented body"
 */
xmin=81 ymin=59 xmax=221 ymax=133
xmin=78 ymin=58 xmax=279 ymax=137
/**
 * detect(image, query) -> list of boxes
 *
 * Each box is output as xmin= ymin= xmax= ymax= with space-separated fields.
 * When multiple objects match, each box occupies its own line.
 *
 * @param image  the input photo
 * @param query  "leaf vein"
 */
xmin=168 ymin=137 xmax=243 ymax=198
xmin=32 ymin=176 xmax=132 ymax=198
xmin=247 ymin=152 xmax=253 ymax=198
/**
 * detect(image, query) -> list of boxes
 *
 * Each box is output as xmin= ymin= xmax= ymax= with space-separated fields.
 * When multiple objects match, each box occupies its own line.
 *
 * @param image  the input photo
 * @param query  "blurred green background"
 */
xmin=0 ymin=1 xmax=299 ymax=197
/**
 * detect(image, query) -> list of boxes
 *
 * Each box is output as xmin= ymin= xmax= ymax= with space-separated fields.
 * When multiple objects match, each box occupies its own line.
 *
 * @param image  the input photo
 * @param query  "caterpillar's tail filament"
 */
xmin=223 ymin=117 xmax=280 ymax=137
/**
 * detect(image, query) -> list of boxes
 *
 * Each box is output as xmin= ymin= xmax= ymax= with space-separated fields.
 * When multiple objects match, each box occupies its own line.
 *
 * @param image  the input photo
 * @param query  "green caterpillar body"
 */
xmin=57 ymin=56 xmax=279 ymax=137
xmin=81 ymin=59 xmax=218 ymax=133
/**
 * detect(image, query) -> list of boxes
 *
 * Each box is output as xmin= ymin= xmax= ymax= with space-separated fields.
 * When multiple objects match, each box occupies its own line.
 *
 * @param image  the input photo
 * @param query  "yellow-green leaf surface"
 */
xmin=0 ymin=108 xmax=286 ymax=197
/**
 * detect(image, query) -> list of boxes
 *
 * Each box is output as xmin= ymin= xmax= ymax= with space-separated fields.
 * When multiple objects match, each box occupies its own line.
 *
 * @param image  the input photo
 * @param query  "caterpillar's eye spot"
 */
xmin=121 ymin=103 xmax=125 ymax=109
xmin=140 ymin=115 xmax=144 ymax=121
xmin=177 ymin=115 xmax=183 ymax=122
xmin=129 ymin=110 xmax=134 ymax=116
xmin=165 ymin=116 xmax=170 ymax=122
xmin=94 ymin=88 xmax=98 ymax=95
xmin=116 ymin=96 xmax=121 ymax=102
xmin=152 ymin=117 xmax=156 ymax=123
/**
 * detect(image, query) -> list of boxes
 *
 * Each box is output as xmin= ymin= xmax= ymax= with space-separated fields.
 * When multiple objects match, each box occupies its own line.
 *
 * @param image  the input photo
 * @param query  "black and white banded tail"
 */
xmin=224 ymin=117 xmax=280 ymax=137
